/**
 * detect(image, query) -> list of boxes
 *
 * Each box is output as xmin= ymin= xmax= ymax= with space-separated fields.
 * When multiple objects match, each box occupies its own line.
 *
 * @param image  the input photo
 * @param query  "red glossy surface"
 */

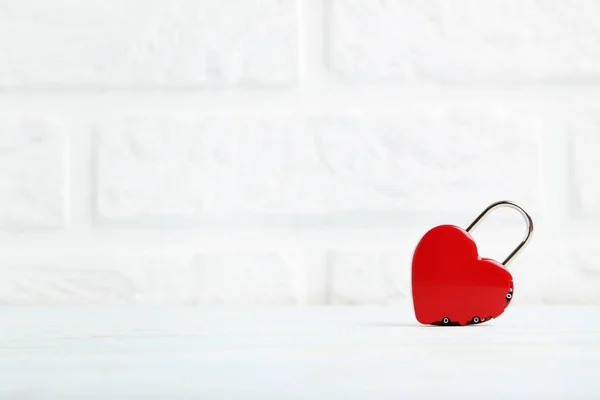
xmin=411 ymin=225 xmax=513 ymax=326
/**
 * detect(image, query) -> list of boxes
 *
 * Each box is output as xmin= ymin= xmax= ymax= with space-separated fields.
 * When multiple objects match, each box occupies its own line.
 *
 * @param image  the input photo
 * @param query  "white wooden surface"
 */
xmin=1 ymin=306 xmax=599 ymax=399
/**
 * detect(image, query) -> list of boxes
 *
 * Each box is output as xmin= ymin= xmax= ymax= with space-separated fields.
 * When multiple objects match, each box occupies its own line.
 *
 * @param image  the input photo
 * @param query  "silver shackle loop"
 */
xmin=465 ymin=200 xmax=534 ymax=266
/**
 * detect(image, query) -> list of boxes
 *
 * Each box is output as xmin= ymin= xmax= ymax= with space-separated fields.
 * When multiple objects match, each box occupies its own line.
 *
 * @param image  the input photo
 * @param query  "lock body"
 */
xmin=411 ymin=224 xmax=513 ymax=326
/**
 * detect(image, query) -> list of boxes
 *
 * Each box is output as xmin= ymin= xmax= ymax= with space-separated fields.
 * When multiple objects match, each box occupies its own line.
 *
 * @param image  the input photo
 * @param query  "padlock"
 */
xmin=411 ymin=200 xmax=533 ymax=326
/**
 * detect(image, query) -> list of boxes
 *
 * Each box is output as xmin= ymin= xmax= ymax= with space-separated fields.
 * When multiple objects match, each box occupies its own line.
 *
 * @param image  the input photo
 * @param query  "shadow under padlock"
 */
xmin=411 ymin=200 xmax=534 ymax=326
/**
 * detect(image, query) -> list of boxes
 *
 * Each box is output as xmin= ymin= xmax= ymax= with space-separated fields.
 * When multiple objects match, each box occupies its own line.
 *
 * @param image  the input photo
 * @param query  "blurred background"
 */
xmin=0 ymin=0 xmax=598 ymax=307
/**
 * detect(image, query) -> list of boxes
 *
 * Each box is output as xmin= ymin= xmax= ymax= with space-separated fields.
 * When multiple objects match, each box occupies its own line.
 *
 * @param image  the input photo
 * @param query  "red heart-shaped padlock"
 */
xmin=411 ymin=201 xmax=533 ymax=326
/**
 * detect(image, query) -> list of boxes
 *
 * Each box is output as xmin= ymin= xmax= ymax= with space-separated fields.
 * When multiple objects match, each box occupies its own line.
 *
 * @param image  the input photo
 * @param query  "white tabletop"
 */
xmin=1 ymin=306 xmax=599 ymax=399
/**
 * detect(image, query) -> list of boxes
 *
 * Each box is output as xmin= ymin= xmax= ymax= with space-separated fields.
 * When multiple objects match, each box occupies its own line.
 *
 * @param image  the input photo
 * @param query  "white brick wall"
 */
xmin=328 ymin=0 xmax=600 ymax=82
xmin=0 ymin=0 xmax=598 ymax=306
xmin=0 ymin=0 xmax=298 ymax=87
xmin=0 ymin=115 xmax=67 ymax=228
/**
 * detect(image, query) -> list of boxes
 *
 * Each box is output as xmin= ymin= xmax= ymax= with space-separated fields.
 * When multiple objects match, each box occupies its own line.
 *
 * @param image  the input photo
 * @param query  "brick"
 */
xmin=571 ymin=114 xmax=600 ymax=215
xmin=308 ymin=110 xmax=539 ymax=215
xmin=193 ymin=251 xmax=303 ymax=305
xmin=329 ymin=250 xmax=411 ymax=305
xmin=508 ymin=246 xmax=576 ymax=305
xmin=0 ymin=255 xmax=195 ymax=305
xmin=0 ymin=116 xmax=66 ymax=229
xmin=328 ymin=0 xmax=600 ymax=82
xmin=95 ymin=115 xmax=329 ymax=222
xmin=0 ymin=0 xmax=298 ymax=87
xmin=123 ymin=255 xmax=199 ymax=305
xmin=507 ymin=245 xmax=600 ymax=306
xmin=95 ymin=110 xmax=539 ymax=226
xmin=568 ymin=248 xmax=600 ymax=305
xmin=0 ymin=258 xmax=132 ymax=306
